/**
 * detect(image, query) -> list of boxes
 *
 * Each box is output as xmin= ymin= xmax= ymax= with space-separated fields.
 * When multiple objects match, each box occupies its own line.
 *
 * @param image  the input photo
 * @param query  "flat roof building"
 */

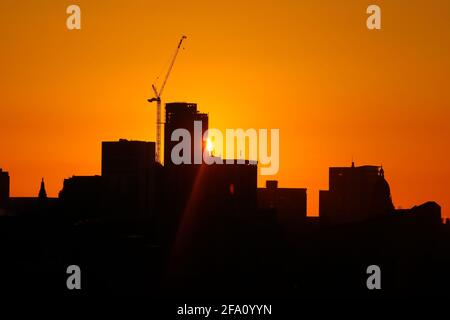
xmin=258 ymin=180 xmax=307 ymax=237
xmin=164 ymin=102 xmax=208 ymax=166
xmin=102 ymin=140 xmax=157 ymax=216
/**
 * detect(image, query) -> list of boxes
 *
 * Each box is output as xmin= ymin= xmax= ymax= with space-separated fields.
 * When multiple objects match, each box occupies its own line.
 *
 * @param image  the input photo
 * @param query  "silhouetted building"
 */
xmin=258 ymin=180 xmax=308 ymax=243
xmin=0 ymin=168 xmax=9 ymax=209
xmin=319 ymin=162 xmax=394 ymax=224
xmin=59 ymin=140 xmax=157 ymax=218
xmin=160 ymin=103 xmax=209 ymax=241
xmin=258 ymin=180 xmax=307 ymax=227
xmin=59 ymin=175 xmax=104 ymax=215
xmin=6 ymin=178 xmax=58 ymax=216
xmin=202 ymin=160 xmax=258 ymax=213
xmin=102 ymin=139 xmax=157 ymax=217
xmin=396 ymin=201 xmax=442 ymax=225
xmin=164 ymin=102 xmax=208 ymax=166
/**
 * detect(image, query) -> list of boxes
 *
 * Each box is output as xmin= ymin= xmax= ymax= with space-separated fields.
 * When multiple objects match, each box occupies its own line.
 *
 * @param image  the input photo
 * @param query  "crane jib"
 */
xmin=148 ymin=35 xmax=187 ymax=164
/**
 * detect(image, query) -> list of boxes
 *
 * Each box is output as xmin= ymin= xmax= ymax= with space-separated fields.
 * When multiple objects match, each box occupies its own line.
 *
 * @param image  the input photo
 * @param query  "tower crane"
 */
xmin=148 ymin=35 xmax=187 ymax=164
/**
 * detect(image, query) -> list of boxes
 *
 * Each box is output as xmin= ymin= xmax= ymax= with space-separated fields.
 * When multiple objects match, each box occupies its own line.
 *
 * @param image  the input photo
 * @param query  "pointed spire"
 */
xmin=39 ymin=178 xmax=47 ymax=199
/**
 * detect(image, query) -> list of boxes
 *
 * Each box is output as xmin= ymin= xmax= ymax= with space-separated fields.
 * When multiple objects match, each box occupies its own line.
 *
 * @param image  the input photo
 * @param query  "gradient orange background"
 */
xmin=1 ymin=0 xmax=449 ymax=217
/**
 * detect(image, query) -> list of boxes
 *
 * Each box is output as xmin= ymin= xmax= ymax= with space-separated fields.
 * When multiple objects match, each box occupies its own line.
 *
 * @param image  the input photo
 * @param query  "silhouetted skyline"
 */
xmin=2 ymin=1 xmax=449 ymax=219
xmin=2 ymin=102 xmax=441 ymax=224
xmin=1 ymin=1 xmax=450 ymax=300
xmin=0 ymin=101 xmax=448 ymax=298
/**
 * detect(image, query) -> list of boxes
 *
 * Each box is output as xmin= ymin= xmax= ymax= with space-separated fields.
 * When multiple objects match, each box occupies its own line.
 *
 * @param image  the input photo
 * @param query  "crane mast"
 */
xmin=148 ymin=35 xmax=187 ymax=164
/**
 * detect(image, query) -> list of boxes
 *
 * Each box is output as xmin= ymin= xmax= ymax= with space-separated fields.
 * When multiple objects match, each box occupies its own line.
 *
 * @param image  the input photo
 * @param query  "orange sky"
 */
xmin=1 ymin=0 xmax=449 ymax=217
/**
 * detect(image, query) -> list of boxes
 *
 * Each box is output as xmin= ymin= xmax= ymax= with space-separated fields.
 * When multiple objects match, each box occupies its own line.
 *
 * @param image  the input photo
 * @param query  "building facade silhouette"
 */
xmin=59 ymin=140 xmax=157 ymax=218
xmin=258 ymin=180 xmax=307 ymax=226
xmin=159 ymin=102 xmax=261 ymax=244
xmin=59 ymin=175 xmax=104 ymax=215
xmin=164 ymin=102 xmax=208 ymax=166
xmin=319 ymin=163 xmax=394 ymax=224
xmin=102 ymin=139 xmax=157 ymax=216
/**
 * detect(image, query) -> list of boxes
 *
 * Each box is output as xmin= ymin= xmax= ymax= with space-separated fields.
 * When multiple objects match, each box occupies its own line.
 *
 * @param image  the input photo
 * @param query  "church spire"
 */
xmin=38 ymin=178 xmax=47 ymax=199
